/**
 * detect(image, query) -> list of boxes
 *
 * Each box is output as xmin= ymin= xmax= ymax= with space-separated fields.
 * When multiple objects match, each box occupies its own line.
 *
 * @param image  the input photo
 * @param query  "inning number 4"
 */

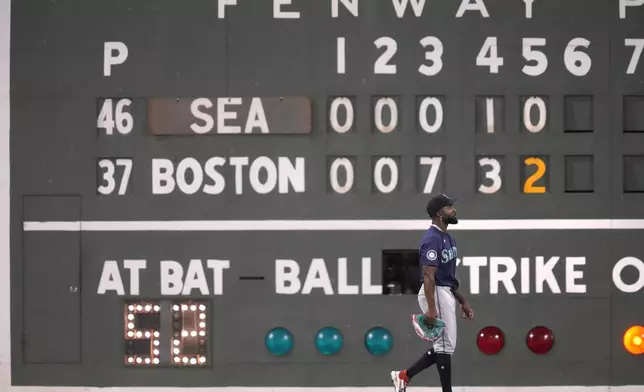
xmin=97 ymin=98 xmax=134 ymax=135
xmin=98 ymin=159 xmax=133 ymax=195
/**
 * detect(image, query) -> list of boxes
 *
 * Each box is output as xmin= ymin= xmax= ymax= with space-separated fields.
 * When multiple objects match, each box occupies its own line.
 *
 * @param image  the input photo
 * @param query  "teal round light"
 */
xmin=315 ymin=327 xmax=343 ymax=355
xmin=364 ymin=326 xmax=393 ymax=356
xmin=265 ymin=327 xmax=294 ymax=356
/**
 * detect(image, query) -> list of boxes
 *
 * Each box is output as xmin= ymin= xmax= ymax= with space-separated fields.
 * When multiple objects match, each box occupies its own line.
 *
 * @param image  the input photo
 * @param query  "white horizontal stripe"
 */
xmin=21 ymin=219 xmax=644 ymax=232
xmin=6 ymin=386 xmax=644 ymax=392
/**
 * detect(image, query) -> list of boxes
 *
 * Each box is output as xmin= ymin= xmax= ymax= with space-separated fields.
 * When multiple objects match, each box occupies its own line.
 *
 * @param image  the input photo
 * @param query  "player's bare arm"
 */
xmin=422 ymin=265 xmax=438 ymax=323
xmin=452 ymin=288 xmax=466 ymax=305
xmin=452 ymin=289 xmax=474 ymax=319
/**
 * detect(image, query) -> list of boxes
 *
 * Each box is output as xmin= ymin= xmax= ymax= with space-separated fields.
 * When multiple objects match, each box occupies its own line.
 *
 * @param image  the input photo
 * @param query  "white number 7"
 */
xmin=420 ymin=157 xmax=442 ymax=194
xmin=98 ymin=159 xmax=133 ymax=195
xmin=625 ymin=38 xmax=644 ymax=74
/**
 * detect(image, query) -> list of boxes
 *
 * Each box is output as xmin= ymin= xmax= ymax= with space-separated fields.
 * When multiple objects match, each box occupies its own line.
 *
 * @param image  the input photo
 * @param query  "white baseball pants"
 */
xmin=417 ymin=284 xmax=457 ymax=354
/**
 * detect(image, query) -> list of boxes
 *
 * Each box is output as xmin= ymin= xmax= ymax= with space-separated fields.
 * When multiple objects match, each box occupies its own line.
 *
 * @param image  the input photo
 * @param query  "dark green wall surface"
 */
xmin=10 ymin=0 xmax=644 ymax=387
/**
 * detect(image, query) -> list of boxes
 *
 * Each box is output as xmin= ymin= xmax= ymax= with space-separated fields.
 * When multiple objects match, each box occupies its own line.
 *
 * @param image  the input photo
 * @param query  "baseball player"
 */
xmin=390 ymin=194 xmax=474 ymax=392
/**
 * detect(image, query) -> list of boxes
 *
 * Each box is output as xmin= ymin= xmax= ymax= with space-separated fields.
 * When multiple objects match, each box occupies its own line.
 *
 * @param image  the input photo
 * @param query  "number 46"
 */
xmin=97 ymin=98 xmax=134 ymax=135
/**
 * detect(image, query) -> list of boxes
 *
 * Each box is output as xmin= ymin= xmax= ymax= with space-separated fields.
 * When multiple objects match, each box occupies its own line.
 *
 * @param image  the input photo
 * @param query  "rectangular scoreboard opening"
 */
xmin=382 ymin=250 xmax=421 ymax=295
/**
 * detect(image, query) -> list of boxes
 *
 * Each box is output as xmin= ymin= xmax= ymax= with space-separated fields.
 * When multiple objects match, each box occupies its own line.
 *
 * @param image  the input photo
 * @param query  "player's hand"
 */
xmin=424 ymin=307 xmax=438 ymax=326
xmin=461 ymin=302 xmax=474 ymax=320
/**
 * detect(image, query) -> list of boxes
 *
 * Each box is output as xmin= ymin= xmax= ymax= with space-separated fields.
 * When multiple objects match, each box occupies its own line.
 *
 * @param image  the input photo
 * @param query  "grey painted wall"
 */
xmin=10 ymin=0 xmax=644 ymax=387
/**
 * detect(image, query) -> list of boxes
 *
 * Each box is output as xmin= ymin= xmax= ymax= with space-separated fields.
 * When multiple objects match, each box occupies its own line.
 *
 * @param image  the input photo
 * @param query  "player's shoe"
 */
xmin=389 ymin=370 xmax=407 ymax=392
xmin=411 ymin=313 xmax=445 ymax=342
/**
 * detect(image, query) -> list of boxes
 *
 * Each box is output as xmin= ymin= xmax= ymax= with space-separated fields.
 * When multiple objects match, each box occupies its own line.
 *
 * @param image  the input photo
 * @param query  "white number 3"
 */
xmin=478 ymin=157 xmax=502 ymax=194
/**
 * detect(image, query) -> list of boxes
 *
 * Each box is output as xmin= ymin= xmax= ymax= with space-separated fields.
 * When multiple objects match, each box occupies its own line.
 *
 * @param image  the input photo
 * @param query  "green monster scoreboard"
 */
xmin=9 ymin=0 xmax=644 ymax=389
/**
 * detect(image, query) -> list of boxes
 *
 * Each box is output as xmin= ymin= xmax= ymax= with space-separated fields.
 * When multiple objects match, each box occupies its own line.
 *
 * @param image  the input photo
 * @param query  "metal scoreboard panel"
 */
xmin=9 ymin=0 xmax=644 ymax=388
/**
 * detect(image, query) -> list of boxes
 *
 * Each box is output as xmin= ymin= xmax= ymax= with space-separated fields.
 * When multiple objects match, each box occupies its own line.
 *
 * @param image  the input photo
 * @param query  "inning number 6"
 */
xmin=478 ymin=157 xmax=502 ymax=194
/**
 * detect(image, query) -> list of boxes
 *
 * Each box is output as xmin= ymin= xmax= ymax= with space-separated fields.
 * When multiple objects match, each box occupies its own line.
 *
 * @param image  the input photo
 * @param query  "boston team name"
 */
xmin=97 ymin=154 xmax=447 ymax=196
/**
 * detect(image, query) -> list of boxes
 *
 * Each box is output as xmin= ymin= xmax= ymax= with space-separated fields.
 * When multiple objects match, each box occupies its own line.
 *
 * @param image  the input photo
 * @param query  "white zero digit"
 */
xmin=419 ymin=157 xmax=442 ymax=194
xmin=374 ymin=37 xmax=397 ymax=74
xmin=476 ymin=37 xmax=504 ymax=74
xmin=523 ymin=97 xmax=546 ymax=133
xmin=522 ymin=37 xmax=548 ymax=76
xmin=625 ymin=38 xmax=644 ymax=74
xmin=564 ymin=37 xmax=592 ymax=76
xmin=329 ymin=158 xmax=354 ymax=194
xmin=329 ymin=97 xmax=354 ymax=133
xmin=98 ymin=158 xmax=133 ymax=195
xmin=418 ymin=97 xmax=443 ymax=133
xmin=373 ymin=157 xmax=398 ymax=193
xmin=418 ymin=36 xmax=443 ymax=76
xmin=478 ymin=157 xmax=502 ymax=194
xmin=97 ymin=98 xmax=134 ymax=135
xmin=374 ymin=97 xmax=398 ymax=133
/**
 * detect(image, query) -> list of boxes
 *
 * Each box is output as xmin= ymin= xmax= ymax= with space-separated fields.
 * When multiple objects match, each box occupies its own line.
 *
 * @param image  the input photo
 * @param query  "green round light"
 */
xmin=265 ymin=327 xmax=294 ymax=356
xmin=315 ymin=327 xmax=343 ymax=355
xmin=364 ymin=326 xmax=393 ymax=356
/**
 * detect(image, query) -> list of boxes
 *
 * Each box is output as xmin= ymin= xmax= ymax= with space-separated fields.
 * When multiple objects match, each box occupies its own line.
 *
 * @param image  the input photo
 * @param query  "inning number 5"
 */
xmin=478 ymin=157 xmax=502 ymax=194
xmin=98 ymin=159 xmax=133 ymax=195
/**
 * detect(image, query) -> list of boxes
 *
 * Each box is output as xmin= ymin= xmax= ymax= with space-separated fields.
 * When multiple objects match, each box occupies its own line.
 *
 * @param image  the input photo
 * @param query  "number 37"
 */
xmin=478 ymin=156 xmax=547 ymax=194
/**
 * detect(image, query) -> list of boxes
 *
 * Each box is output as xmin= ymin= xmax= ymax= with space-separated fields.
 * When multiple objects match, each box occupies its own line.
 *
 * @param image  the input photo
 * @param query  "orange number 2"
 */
xmin=523 ymin=157 xmax=546 ymax=194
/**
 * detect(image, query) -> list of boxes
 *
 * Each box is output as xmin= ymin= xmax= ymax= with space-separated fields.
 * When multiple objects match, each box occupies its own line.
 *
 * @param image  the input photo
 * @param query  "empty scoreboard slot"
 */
xmin=564 ymin=95 xmax=594 ymax=133
xmin=624 ymin=96 xmax=644 ymax=133
xmin=565 ymin=155 xmax=595 ymax=193
xmin=381 ymin=249 xmax=421 ymax=295
xmin=624 ymin=156 xmax=644 ymax=192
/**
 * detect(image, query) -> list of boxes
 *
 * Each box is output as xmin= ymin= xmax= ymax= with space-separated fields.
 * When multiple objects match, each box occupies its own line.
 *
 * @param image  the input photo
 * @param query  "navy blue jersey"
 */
xmin=418 ymin=225 xmax=459 ymax=289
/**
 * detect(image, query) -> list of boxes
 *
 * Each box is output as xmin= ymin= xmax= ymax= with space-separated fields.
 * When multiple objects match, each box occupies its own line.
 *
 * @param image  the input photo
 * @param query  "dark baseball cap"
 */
xmin=426 ymin=194 xmax=456 ymax=217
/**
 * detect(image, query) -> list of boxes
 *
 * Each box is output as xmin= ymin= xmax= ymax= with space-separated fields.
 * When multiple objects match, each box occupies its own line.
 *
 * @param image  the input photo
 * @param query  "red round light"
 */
xmin=526 ymin=326 xmax=555 ymax=355
xmin=476 ymin=326 xmax=505 ymax=355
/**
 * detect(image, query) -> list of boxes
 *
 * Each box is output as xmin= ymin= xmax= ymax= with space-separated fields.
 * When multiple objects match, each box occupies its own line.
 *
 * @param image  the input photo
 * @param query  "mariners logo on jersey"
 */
xmin=418 ymin=225 xmax=459 ymax=289
xmin=441 ymin=246 xmax=457 ymax=263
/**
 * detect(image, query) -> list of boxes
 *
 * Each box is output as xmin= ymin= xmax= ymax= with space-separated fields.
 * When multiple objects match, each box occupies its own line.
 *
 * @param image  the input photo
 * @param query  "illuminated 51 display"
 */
xmin=123 ymin=300 xmax=209 ymax=366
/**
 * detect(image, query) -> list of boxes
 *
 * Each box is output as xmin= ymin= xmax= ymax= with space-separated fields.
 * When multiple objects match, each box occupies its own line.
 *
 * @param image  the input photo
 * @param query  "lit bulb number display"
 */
xmin=124 ymin=300 xmax=209 ymax=367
